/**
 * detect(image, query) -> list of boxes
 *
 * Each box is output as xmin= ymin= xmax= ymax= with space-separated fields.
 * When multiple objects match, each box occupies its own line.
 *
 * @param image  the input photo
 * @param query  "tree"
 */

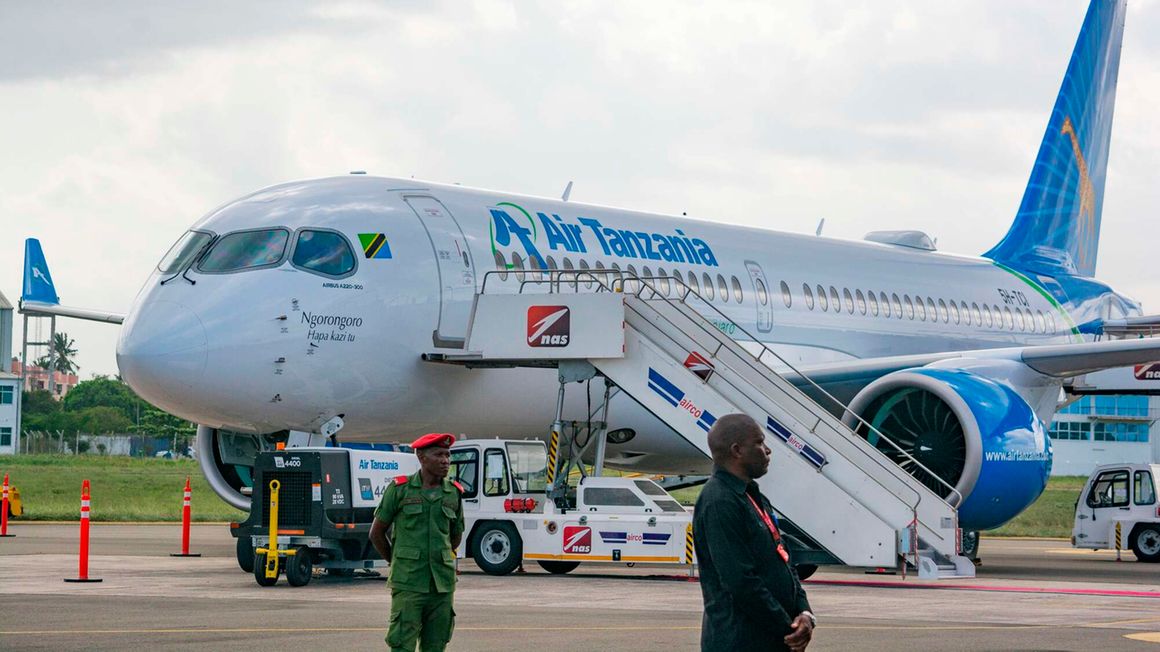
xmin=20 ymin=389 xmax=62 ymax=431
xmin=35 ymin=331 xmax=79 ymax=375
xmin=72 ymin=406 xmax=132 ymax=434
xmin=63 ymin=376 xmax=142 ymax=421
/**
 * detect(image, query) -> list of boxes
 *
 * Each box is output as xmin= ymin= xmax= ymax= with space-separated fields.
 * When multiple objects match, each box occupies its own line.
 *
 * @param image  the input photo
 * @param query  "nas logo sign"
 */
xmin=1134 ymin=362 xmax=1160 ymax=381
xmin=527 ymin=305 xmax=571 ymax=347
xmin=563 ymin=526 xmax=592 ymax=554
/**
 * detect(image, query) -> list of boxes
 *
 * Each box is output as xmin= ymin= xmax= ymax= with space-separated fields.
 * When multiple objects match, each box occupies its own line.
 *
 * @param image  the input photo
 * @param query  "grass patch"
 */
xmin=0 ymin=455 xmax=248 ymax=522
xmin=668 ymin=475 xmax=1086 ymax=539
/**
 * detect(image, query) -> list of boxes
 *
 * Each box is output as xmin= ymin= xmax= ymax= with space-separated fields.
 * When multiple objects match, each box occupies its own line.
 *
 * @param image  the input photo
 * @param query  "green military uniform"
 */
xmin=375 ymin=471 xmax=465 ymax=651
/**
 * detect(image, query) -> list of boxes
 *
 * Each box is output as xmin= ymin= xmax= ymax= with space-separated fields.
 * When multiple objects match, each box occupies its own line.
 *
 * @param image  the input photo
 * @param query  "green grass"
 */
xmin=668 ymin=476 xmax=1086 ymax=539
xmin=0 ymin=455 xmax=248 ymax=522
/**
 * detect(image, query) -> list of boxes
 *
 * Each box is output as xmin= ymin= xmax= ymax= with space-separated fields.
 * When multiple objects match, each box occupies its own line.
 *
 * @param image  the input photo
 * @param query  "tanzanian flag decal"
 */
xmin=358 ymin=233 xmax=392 ymax=259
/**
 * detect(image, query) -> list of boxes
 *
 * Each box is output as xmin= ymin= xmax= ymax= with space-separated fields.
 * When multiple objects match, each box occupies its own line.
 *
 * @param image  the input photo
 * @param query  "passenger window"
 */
xmin=198 ymin=228 xmax=289 ymax=273
xmin=914 ymin=295 xmax=925 ymax=321
xmin=776 ymin=280 xmax=787 ymax=308
xmin=483 ymin=449 xmax=510 ymax=497
xmin=158 ymin=230 xmax=214 ymax=274
xmin=529 ymin=252 xmax=543 ymax=280
xmin=1035 ymin=310 xmax=1046 ymax=333
xmin=855 ymin=289 xmax=866 ymax=315
xmin=511 ymin=252 xmax=525 ymax=271
xmin=939 ymin=299 xmax=950 ymax=323
xmin=904 ymin=295 xmax=914 ymax=320
xmin=1135 ymin=471 xmax=1156 ymax=505
xmin=703 ymin=274 xmax=716 ymax=301
xmin=829 ymin=286 xmax=840 ymax=311
xmin=1086 ymin=470 xmax=1130 ymax=508
xmin=688 ymin=271 xmax=701 ymax=295
xmin=948 ymin=300 xmax=959 ymax=324
xmin=494 ymin=250 xmax=509 ymax=281
xmin=291 ymin=230 xmax=356 ymax=277
xmin=717 ymin=274 xmax=729 ymax=303
xmin=891 ymin=293 xmax=902 ymax=319
xmin=1003 ymin=306 xmax=1014 ymax=330
xmin=578 ymin=259 xmax=592 ymax=289
xmin=816 ymin=284 xmax=828 ymax=312
xmin=925 ymin=297 xmax=936 ymax=321
xmin=1047 ymin=312 xmax=1057 ymax=334
xmin=731 ymin=276 xmax=743 ymax=303
xmin=843 ymin=288 xmax=854 ymax=314
xmin=879 ymin=292 xmax=890 ymax=318
xmin=803 ymin=283 xmax=815 ymax=310
xmin=642 ymin=266 xmax=653 ymax=291
xmin=562 ymin=257 xmax=576 ymax=291
xmin=868 ymin=291 xmax=879 ymax=316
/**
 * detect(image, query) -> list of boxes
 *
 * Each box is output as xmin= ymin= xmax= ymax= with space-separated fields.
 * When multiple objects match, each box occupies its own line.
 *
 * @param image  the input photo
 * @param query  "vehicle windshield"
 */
xmin=157 ymin=230 xmax=214 ymax=274
xmin=198 ymin=228 xmax=289 ymax=273
xmin=507 ymin=441 xmax=547 ymax=493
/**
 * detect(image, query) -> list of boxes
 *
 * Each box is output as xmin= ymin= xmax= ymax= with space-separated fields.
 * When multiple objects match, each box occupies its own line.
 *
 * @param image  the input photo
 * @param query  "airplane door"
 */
xmin=745 ymin=260 xmax=774 ymax=333
xmin=404 ymin=196 xmax=476 ymax=348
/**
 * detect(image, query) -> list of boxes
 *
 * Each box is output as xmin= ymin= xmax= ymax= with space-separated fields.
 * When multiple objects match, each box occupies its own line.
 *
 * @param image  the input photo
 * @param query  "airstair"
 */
xmin=427 ymin=271 xmax=974 ymax=578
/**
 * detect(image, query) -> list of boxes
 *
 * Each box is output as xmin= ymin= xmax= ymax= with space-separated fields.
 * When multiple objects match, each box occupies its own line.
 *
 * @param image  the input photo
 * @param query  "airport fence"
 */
xmin=18 ymin=430 xmax=195 ymax=458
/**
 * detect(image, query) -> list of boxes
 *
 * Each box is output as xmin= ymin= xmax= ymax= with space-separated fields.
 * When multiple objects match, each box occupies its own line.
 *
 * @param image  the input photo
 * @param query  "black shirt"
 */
xmin=693 ymin=467 xmax=812 ymax=652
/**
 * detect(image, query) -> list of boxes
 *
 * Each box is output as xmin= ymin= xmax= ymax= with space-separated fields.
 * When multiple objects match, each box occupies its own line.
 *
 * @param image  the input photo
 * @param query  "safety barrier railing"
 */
xmin=478 ymin=268 xmax=963 ymax=543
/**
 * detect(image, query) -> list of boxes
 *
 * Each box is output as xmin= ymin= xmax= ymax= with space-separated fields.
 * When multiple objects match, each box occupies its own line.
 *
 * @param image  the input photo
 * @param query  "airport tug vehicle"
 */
xmin=1072 ymin=463 xmax=1160 ymax=562
xmin=236 ymin=437 xmax=693 ymax=586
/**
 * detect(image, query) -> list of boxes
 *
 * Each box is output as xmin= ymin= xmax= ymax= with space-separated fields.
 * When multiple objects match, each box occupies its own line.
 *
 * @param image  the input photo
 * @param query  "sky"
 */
xmin=2 ymin=0 xmax=1159 ymax=380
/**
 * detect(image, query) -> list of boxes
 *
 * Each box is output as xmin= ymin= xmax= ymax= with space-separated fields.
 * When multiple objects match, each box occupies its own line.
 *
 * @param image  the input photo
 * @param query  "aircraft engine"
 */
xmin=195 ymin=425 xmax=266 ymax=511
xmin=842 ymin=368 xmax=1052 ymax=531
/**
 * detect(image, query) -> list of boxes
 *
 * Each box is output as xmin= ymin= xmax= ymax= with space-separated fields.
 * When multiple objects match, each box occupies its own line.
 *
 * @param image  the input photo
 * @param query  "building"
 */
xmin=10 ymin=357 xmax=79 ymax=398
xmin=0 ymin=291 xmax=19 ymax=454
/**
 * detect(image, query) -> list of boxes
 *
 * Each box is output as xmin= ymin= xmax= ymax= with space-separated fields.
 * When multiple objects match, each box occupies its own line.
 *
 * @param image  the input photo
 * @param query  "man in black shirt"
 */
xmin=694 ymin=413 xmax=815 ymax=652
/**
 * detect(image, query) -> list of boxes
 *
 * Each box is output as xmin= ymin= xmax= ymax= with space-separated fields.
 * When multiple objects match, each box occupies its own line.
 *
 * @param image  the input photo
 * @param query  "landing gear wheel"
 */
xmin=471 ymin=522 xmax=523 ymax=576
xmin=960 ymin=530 xmax=980 ymax=560
xmin=253 ymin=552 xmax=278 ymax=587
xmin=1131 ymin=524 xmax=1160 ymax=563
xmin=794 ymin=564 xmax=818 ymax=581
xmin=236 ymin=536 xmax=255 ymax=573
xmin=286 ymin=548 xmax=313 ymax=586
xmin=536 ymin=560 xmax=580 ymax=574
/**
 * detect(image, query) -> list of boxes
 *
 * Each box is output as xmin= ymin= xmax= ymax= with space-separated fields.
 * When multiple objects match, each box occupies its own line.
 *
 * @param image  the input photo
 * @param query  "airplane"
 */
xmin=19 ymin=0 xmax=1160 ymax=539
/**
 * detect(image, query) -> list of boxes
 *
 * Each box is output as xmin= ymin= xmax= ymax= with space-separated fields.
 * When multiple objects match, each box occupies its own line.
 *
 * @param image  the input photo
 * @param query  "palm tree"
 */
xmin=36 ymin=331 xmax=79 ymax=375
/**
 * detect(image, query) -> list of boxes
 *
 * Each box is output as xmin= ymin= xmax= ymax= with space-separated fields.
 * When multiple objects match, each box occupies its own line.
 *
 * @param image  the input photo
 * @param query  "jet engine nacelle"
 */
xmin=843 ymin=368 xmax=1053 ymax=531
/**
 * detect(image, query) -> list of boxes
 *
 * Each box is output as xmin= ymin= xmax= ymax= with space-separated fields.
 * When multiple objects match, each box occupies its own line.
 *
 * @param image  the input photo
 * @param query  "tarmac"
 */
xmin=2 ymin=523 xmax=1160 ymax=651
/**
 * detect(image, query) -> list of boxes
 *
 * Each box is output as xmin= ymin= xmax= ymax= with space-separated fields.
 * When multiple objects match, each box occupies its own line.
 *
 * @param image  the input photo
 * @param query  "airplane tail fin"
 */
xmin=22 ymin=238 xmax=60 ymax=305
xmin=983 ymin=0 xmax=1126 ymax=278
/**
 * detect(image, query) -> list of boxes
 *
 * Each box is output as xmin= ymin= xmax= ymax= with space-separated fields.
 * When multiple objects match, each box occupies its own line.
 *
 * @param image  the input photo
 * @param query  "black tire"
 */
xmin=236 ymin=536 xmax=255 ymax=573
xmin=537 ymin=560 xmax=580 ymax=575
xmin=286 ymin=548 xmax=313 ymax=587
xmin=1130 ymin=524 xmax=1160 ymax=563
xmin=960 ymin=530 xmax=980 ymax=559
xmin=795 ymin=564 xmax=818 ymax=581
xmin=253 ymin=552 xmax=278 ymax=587
xmin=471 ymin=521 xmax=523 ymax=576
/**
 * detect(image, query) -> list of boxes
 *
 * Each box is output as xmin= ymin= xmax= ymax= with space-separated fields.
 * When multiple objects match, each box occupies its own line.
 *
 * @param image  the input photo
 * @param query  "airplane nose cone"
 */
xmin=117 ymin=300 xmax=208 ymax=409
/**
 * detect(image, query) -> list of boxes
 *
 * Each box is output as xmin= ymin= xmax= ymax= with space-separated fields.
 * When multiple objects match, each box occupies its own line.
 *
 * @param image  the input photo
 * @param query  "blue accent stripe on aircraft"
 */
xmin=647 ymin=368 xmax=684 ymax=407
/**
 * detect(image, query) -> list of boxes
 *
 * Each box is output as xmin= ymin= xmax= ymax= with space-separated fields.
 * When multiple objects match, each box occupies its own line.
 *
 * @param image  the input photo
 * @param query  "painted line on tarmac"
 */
xmin=1124 ymin=632 xmax=1160 ymax=644
xmin=806 ymin=578 xmax=1160 ymax=599
xmin=1044 ymin=548 xmax=1122 ymax=555
xmin=0 ymin=625 xmax=701 ymax=636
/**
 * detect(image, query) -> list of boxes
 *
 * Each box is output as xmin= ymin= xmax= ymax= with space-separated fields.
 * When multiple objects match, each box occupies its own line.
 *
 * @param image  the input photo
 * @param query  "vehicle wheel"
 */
xmin=960 ymin=530 xmax=980 ymax=559
xmin=471 ymin=522 xmax=522 ymax=576
xmin=286 ymin=548 xmax=313 ymax=586
xmin=253 ymin=552 xmax=278 ymax=587
xmin=236 ymin=536 xmax=255 ymax=573
xmin=536 ymin=560 xmax=580 ymax=574
xmin=795 ymin=564 xmax=818 ymax=581
xmin=1131 ymin=524 xmax=1160 ymax=563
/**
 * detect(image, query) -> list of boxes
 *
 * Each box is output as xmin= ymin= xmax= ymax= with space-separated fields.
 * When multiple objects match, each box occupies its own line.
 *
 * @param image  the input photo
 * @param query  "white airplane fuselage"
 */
xmin=115 ymin=175 xmax=1131 ymax=473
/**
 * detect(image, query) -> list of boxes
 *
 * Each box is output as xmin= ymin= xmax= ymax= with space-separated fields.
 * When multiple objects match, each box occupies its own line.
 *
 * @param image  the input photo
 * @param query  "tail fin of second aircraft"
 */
xmin=22 ymin=238 xmax=60 ymax=305
xmin=983 ymin=0 xmax=1126 ymax=279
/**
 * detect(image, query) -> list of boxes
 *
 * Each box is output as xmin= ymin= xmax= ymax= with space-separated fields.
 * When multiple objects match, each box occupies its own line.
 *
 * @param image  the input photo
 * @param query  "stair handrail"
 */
xmin=479 ymin=267 xmax=963 ymax=519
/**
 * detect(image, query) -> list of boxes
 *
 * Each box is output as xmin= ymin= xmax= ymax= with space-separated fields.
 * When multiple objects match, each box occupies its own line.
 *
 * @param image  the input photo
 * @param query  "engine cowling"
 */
xmin=196 ymin=425 xmax=264 ymax=512
xmin=843 ymin=368 xmax=1052 ymax=531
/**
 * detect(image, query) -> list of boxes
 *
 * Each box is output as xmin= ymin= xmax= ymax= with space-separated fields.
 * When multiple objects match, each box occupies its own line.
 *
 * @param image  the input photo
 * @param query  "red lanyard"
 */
xmin=747 ymin=493 xmax=790 ymax=564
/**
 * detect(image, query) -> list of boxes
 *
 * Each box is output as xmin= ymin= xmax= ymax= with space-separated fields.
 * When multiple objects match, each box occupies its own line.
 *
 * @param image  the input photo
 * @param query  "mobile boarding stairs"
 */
xmin=426 ymin=270 xmax=974 ymax=579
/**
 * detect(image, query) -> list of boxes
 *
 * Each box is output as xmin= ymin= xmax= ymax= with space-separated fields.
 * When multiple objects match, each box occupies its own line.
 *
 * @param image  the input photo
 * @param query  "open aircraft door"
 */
xmin=745 ymin=260 xmax=773 ymax=333
xmin=405 ymin=196 xmax=477 ymax=348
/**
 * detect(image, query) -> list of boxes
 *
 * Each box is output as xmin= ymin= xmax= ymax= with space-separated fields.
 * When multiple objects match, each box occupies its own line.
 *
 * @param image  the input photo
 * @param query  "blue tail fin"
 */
xmin=983 ymin=0 xmax=1126 ymax=278
xmin=22 ymin=238 xmax=60 ymax=305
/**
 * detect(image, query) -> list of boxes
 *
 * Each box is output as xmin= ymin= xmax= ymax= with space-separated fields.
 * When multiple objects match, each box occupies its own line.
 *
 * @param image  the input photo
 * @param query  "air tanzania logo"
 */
xmin=527 ymin=306 xmax=571 ymax=347
xmin=684 ymin=351 xmax=714 ymax=381
xmin=563 ymin=526 xmax=592 ymax=554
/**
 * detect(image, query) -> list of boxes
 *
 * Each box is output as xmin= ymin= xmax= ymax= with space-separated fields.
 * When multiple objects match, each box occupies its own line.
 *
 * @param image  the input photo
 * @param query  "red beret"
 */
xmin=411 ymin=432 xmax=456 ymax=450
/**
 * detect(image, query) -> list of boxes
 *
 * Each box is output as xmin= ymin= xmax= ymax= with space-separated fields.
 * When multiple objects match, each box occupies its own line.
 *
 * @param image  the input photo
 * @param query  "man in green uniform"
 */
xmin=370 ymin=433 xmax=465 ymax=651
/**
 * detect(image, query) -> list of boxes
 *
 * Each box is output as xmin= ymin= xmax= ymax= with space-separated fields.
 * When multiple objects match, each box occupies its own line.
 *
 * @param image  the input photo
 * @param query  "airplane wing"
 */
xmin=19 ymin=238 xmax=125 ymax=324
xmin=781 ymin=337 xmax=1160 ymax=399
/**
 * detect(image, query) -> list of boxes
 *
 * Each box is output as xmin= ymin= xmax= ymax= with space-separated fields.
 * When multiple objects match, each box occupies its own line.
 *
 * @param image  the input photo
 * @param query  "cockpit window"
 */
xmin=290 ymin=229 xmax=357 ymax=278
xmin=197 ymin=228 xmax=289 ymax=273
xmin=157 ymin=230 xmax=214 ymax=274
